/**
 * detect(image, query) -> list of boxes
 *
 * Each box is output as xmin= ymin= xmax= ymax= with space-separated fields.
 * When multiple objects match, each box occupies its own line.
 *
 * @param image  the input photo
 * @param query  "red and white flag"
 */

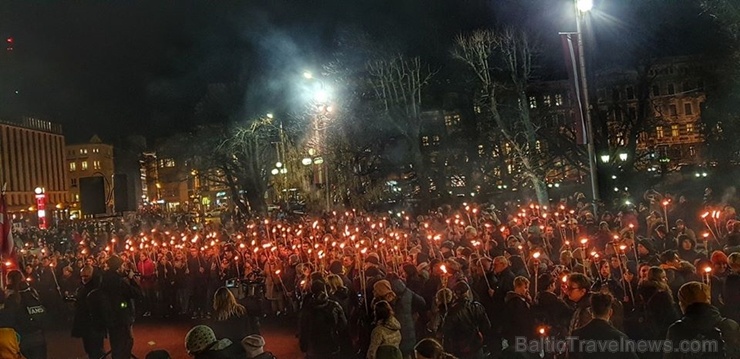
xmin=0 ymin=183 xmax=13 ymax=257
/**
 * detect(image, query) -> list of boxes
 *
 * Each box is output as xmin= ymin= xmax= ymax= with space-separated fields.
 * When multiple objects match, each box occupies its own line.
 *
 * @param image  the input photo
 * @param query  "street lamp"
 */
xmin=573 ymin=0 xmax=598 ymax=216
xmin=301 ymin=158 xmax=312 ymax=166
xmin=576 ymin=0 xmax=593 ymax=12
xmin=600 ymin=154 xmax=610 ymax=163
xmin=619 ymin=153 xmax=628 ymax=162
xmin=303 ymin=71 xmax=313 ymax=79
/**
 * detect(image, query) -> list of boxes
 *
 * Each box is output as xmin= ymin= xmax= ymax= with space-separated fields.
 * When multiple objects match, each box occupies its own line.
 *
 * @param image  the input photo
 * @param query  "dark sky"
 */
xmin=0 ymin=0 xmax=723 ymax=145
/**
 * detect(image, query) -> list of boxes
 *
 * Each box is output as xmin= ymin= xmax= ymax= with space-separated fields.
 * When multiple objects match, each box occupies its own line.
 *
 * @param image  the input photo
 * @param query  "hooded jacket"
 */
xmin=299 ymin=293 xmax=347 ymax=357
xmin=665 ymin=303 xmax=740 ymax=359
xmin=367 ymin=317 xmax=402 ymax=359
xmin=389 ymin=277 xmax=426 ymax=355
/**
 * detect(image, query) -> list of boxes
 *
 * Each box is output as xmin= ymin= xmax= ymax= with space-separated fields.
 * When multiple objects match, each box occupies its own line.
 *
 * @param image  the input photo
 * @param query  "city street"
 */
xmin=47 ymin=318 xmax=301 ymax=359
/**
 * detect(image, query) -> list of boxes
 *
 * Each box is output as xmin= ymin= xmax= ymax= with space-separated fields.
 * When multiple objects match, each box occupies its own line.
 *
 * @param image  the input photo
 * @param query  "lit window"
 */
xmin=555 ymin=94 xmax=563 ymax=106
xmin=684 ymin=103 xmax=693 ymax=115
xmin=656 ymin=126 xmax=664 ymax=139
xmin=444 ymin=115 xmax=460 ymax=128
xmin=93 ymin=148 xmax=99 ymax=153
xmin=432 ymin=136 xmax=440 ymax=145
xmin=422 ymin=136 xmax=429 ymax=147
xmin=81 ymin=161 xmax=88 ymax=170
xmin=535 ymin=140 xmax=541 ymax=152
xmin=478 ymin=145 xmax=485 ymax=156
xmin=671 ymin=124 xmax=679 ymax=137
xmin=474 ymin=105 xmax=482 ymax=114
xmin=69 ymin=162 xmax=76 ymax=172
xmin=543 ymin=95 xmax=552 ymax=107
xmin=93 ymin=160 xmax=101 ymax=170
xmin=686 ymin=123 xmax=694 ymax=134
xmin=529 ymin=96 xmax=537 ymax=109
xmin=160 ymin=158 xmax=176 ymax=168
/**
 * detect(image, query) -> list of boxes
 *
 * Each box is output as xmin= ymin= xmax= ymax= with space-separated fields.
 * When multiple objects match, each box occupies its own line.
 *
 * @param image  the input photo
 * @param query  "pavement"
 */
xmin=47 ymin=316 xmax=302 ymax=359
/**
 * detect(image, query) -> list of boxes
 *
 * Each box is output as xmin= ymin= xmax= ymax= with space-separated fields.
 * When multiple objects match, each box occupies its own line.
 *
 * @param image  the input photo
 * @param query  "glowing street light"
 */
xmin=302 ymin=158 xmax=313 ymax=166
xmin=600 ymin=154 xmax=610 ymax=163
xmin=576 ymin=0 xmax=593 ymax=12
xmin=303 ymin=71 xmax=313 ymax=79
xmin=619 ymin=152 xmax=628 ymax=162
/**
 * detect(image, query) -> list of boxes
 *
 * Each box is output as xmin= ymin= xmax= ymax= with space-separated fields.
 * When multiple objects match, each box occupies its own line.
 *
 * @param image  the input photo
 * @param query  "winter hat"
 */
xmin=710 ymin=250 xmax=728 ymax=265
xmin=185 ymin=325 xmax=218 ymax=354
xmin=365 ymin=254 xmax=380 ymax=266
xmin=106 ymin=256 xmax=124 ymax=271
xmin=373 ymin=279 xmax=393 ymax=298
xmin=677 ymin=281 xmax=711 ymax=309
xmin=241 ymin=335 xmax=266 ymax=357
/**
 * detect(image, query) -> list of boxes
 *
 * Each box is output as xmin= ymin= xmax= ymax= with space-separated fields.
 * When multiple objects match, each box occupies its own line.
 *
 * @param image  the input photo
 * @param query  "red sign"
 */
xmin=36 ymin=192 xmax=47 ymax=229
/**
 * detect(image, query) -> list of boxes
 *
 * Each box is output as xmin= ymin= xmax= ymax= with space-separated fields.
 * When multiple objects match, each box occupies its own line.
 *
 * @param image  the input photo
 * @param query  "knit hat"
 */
xmin=678 ymin=281 xmax=711 ymax=308
xmin=365 ymin=253 xmax=380 ymax=266
xmin=106 ymin=256 xmax=124 ymax=271
xmin=710 ymin=250 xmax=728 ymax=264
xmin=373 ymin=279 xmax=393 ymax=298
xmin=241 ymin=335 xmax=265 ymax=357
xmin=185 ymin=325 xmax=217 ymax=354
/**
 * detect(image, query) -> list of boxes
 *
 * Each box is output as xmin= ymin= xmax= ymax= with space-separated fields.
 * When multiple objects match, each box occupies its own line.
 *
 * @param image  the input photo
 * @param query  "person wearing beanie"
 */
xmin=710 ymin=250 xmax=731 ymax=278
xmin=666 ymin=282 xmax=740 ymax=359
xmin=184 ymin=325 xmax=244 ymax=359
xmin=242 ymin=335 xmax=276 ymax=359
xmin=373 ymin=280 xmax=396 ymax=303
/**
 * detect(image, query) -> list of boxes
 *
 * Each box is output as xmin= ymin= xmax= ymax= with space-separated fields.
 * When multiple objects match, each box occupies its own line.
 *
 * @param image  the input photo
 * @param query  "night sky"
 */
xmin=0 ymin=0 xmax=724 ymax=145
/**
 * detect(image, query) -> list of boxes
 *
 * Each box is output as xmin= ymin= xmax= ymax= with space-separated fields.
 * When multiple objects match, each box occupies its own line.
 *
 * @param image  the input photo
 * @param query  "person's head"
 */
xmin=538 ymin=273 xmax=556 ymax=293
xmin=711 ymin=251 xmax=729 ymax=273
xmin=600 ymin=260 xmax=612 ymax=278
xmin=5 ymin=269 xmax=24 ymax=290
xmin=492 ymin=256 xmax=509 ymax=274
xmin=638 ymin=264 xmax=651 ymax=281
xmin=514 ymin=276 xmax=530 ymax=296
xmin=326 ymin=274 xmax=344 ymax=293
xmin=452 ymin=281 xmax=472 ymax=302
xmin=567 ymin=273 xmax=591 ymax=303
xmin=590 ymin=292 xmax=614 ymax=320
xmin=677 ymin=281 xmax=711 ymax=313
xmin=145 ymin=350 xmax=171 ymax=359
xmin=184 ymin=325 xmax=218 ymax=356
xmin=373 ymin=280 xmax=395 ymax=302
xmin=660 ymin=250 xmax=680 ymax=267
xmin=241 ymin=335 xmax=266 ymax=358
xmin=414 ymin=338 xmax=448 ymax=359
xmin=212 ymin=287 xmax=245 ymax=321
xmin=342 ymin=255 xmax=354 ymax=268
xmin=80 ymin=265 xmax=94 ymax=284
xmin=729 ymin=253 xmax=740 ymax=274
xmin=106 ymin=255 xmax=124 ymax=273
xmin=647 ymin=266 xmax=668 ymax=283
xmin=435 ymin=288 xmax=454 ymax=311
xmin=374 ymin=300 xmax=394 ymax=323
xmin=679 ymin=235 xmax=694 ymax=251
xmin=676 ymin=219 xmax=685 ymax=231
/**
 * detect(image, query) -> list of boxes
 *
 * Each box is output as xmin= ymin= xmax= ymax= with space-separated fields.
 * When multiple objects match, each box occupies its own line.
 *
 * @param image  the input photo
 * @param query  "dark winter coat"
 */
xmin=389 ymin=277 xmax=426 ymax=355
xmin=193 ymin=340 xmax=245 ymax=359
xmin=210 ymin=313 xmax=260 ymax=346
xmin=665 ymin=303 xmax=740 ymax=359
xmin=442 ymin=299 xmax=491 ymax=358
xmin=571 ymin=318 xmax=639 ymax=359
xmin=503 ymin=291 xmax=536 ymax=342
xmin=299 ymin=294 xmax=347 ymax=358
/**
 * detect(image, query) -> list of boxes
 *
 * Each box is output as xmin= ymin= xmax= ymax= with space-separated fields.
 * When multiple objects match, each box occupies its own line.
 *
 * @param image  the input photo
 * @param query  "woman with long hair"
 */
xmin=367 ymin=300 xmax=402 ymax=359
xmin=210 ymin=287 xmax=259 ymax=345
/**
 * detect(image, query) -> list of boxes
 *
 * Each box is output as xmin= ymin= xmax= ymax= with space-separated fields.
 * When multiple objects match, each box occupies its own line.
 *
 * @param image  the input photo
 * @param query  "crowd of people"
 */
xmin=1 ymin=189 xmax=740 ymax=359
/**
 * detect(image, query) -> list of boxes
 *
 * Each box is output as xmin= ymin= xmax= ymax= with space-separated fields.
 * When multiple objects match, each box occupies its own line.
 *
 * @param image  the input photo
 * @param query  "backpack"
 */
xmin=678 ymin=318 xmax=728 ymax=359
xmin=17 ymin=288 xmax=47 ymax=333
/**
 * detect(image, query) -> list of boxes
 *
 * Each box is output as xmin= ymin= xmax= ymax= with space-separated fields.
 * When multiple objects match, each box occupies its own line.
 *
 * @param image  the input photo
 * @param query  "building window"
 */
xmin=69 ymin=162 xmax=76 ymax=172
xmin=79 ymin=148 xmax=88 ymax=155
xmin=432 ymin=136 xmax=440 ymax=146
xmin=684 ymin=103 xmax=693 ymax=115
xmin=669 ymin=104 xmax=678 ymax=116
xmin=689 ymin=146 xmax=696 ymax=156
xmin=626 ymin=86 xmax=635 ymax=100
xmin=422 ymin=136 xmax=429 ymax=147
xmin=473 ymin=105 xmax=481 ymax=114
xmin=93 ymin=160 xmax=101 ymax=170
xmin=671 ymin=124 xmax=679 ymax=137
xmin=686 ymin=123 xmax=694 ymax=134
xmin=71 ymin=178 xmax=77 ymax=187
xmin=652 ymin=85 xmax=660 ymax=97
xmin=444 ymin=115 xmax=460 ymax=128
xmin=555 ymin=93 xmax=563 ymax=106
xmin=656 ymin=126 xmax=664 ymax=139
xmin=667 ymin=84 xmax=675 ymax=95
xmin=159 ymin=158 xmax=176 ymax=168
xmin=543 ymin=95 xmax=552 ymax=107
xmin=529 ymin=96 xmax=537 ymax=109
xmin=92 ymin=147 xmax=99 ymax=153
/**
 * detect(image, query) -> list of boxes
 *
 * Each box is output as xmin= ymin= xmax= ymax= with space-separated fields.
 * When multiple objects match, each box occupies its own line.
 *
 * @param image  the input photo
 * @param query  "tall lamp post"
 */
xmin=303 ymin=71 xmax=333 ymax=212
xmin=575 ymin=0 xmax=599 ymax=216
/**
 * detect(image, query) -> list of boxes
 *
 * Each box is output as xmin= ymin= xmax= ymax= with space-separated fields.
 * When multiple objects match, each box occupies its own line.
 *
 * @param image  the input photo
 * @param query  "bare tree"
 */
xmin=452 ymin=29 xmax=549 ymax=204
xmin=366 ymin=55 xmax=437 ymax=209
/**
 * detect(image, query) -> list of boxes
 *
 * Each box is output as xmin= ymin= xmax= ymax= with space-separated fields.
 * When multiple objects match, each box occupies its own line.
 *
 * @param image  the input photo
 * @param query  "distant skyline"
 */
xmin=0 ymin=0 xmax=724 ymax=144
